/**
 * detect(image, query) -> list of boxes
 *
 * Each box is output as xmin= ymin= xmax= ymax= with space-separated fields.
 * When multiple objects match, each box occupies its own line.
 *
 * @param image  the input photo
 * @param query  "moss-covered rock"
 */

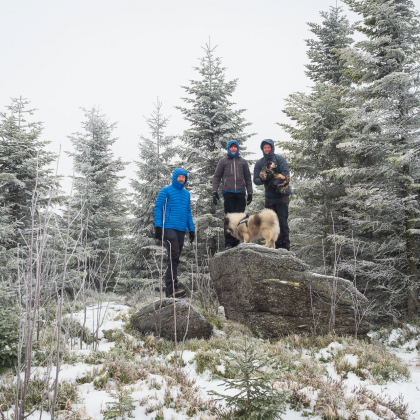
xmin=131 ymin=298 xmax=213 ymax=341
xmin=209 ymin=243 xmax=369 ymax=337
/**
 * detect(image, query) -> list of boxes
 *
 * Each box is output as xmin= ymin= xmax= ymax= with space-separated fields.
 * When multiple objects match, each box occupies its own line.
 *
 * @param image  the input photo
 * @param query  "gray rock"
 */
xmin=131 ymin=298 xmax=213 ymax=341
xmin=209 ymin=243 xmax=370 ymax=338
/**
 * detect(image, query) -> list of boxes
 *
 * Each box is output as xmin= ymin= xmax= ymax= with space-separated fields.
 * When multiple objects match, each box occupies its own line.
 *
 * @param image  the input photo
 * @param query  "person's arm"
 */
xmin=243 ymin=159 xmax=253 ymax=194
xmin=187 ymin=194 xmax=195 ymax=232
xmin=154 ymin=188 xmax=168 ymax=228
xmin=212 ymin=158 xmax=225 ymax=192
xmin=253 ymin=159 xmax=264 ymax=186
xmin=273 ymin=155 xmax=290 ymax=186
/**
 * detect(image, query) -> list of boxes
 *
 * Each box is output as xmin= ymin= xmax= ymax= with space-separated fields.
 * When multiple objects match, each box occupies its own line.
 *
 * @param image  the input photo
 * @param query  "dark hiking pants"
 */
xmin=265 ymin=196 xmax=290 ymax=250
xmin=164 ymin=228 xmax=185 ymax=296
xmin=223 ymin=192 xmax=246 ymax=248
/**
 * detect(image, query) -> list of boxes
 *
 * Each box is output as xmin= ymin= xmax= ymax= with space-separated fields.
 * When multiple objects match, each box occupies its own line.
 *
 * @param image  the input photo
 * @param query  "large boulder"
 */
xmin=131 ymin=298 xmax=213 ymax=341
xmin=209 ymin=244 xmax=370 ymax=338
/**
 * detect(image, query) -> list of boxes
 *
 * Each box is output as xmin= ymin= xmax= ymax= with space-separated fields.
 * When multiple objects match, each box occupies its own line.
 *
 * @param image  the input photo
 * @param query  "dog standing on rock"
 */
xmin=224 ymin=209 xmax=280 ymax=248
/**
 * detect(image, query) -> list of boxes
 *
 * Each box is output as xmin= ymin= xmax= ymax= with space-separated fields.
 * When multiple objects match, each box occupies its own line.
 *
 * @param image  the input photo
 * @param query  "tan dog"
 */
xmin=224 ymin=209 xmax=280 ymax=248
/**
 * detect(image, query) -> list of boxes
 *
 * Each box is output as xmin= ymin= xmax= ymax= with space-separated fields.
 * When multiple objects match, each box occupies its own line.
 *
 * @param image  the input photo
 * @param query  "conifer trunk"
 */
xmin=405 ymin=213 xmax=418 ymax=316
xmin=322 ymin=175 xmax=332 ymax=271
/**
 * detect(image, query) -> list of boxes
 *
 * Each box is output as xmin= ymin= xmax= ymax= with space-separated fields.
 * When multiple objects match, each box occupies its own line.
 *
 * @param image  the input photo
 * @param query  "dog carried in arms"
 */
xmin=259 ymin=161 xmax=291 ymax=194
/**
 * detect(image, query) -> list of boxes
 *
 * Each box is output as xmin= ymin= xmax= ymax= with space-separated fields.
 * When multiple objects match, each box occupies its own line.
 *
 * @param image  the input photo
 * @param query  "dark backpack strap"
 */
xmin=238 ymin=214 xmax=249 ymax=227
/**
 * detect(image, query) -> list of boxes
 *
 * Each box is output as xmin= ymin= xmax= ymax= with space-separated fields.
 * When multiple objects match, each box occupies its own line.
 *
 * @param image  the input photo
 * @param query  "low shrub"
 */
xmin=332 ymin=340 xmax=410 ymax=383
xmin=61 ymin=317 xmax=94 ymax=345
xmin=106 ymin=360 xmax=148 ymax=384
xmin=0 ymin=283 xmax=20 ymax=370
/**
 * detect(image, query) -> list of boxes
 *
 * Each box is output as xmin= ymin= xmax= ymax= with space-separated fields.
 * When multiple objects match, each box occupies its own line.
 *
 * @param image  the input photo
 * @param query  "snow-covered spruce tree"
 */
xmin=0 ymin=97 xmax=56 ymax=252
xmin=338 ymin=0 xmax=420 ymax=317
xmin=210 ymin=339 xmax=287 ymax=420
xmin=278 ymin=7 xmax=354 ymax=272
xmin=127 ymin=100 xmax=177 ymax=286
xmin=67 ymin=108 xmax=127 ymax=289
xmin=176 ymin=42 xmax=253 ymax=257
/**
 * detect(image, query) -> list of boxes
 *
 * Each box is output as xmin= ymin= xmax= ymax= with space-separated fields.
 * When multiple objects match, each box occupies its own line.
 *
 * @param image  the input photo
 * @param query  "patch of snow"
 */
xmin=212 ymin=328 xmax=226 ymax=337
xmin=344 ymin=353 xmax=358 ymax=367
xmin=69 ymin=302 xmax=130 ymax=339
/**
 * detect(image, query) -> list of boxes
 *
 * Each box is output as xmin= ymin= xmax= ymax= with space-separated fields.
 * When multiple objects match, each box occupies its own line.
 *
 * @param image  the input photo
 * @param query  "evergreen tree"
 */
xmin=210 ymin=339 xmax=287 ymax=420
xmin=305 ymin=7 xmax=355 ymax=85
xmin=0 ymin=97 xmax=56 ymax=250
xmin=127 ymin=100 xmax=177 ymax=283
xmin=67 ymin=107 xmax=127 ymax=288
xmin=278 ymin=7 xmax=354 ymax=272
xmin=176 ymin=42 xmax=253 ymax=256
xmin=338 ymin=0 xmax=420 ymax=316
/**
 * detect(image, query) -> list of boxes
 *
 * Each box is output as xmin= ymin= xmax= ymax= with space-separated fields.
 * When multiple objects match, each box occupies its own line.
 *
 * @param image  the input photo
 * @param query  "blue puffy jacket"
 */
xmin=154 ymin=168 xmax=195 ymax=232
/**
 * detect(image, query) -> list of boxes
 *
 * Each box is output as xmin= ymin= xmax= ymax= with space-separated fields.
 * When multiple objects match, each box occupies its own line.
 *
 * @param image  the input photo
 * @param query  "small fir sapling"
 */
xmin=102 ymin=387 xmax=136 ymax=420
xmin=210 ymin=338 xmax=288 ymax=420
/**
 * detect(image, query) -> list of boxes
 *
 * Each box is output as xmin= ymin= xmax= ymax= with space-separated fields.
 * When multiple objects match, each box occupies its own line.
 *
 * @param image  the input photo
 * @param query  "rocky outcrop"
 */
xmin=131 ymin=298 xmax=213 ymax=341
xmin=209 ymin=244 xmax=370 ymax=338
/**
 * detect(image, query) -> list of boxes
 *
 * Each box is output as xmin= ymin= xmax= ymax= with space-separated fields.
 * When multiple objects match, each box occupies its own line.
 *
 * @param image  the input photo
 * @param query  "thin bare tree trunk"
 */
xmin=405 ymin=213 xmax=418 ymax=316
xmin=50 ymin=178 xmax=74 ymax=420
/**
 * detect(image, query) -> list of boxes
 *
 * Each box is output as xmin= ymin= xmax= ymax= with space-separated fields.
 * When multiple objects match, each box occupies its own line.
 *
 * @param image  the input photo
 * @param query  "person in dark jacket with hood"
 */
xmin=254 ymin=139 xmax=291 ymax=250
xmin=212 ymin=140 xmax=253 ymax=249
xmin=154 ymin=168 xmax=195 ymax=297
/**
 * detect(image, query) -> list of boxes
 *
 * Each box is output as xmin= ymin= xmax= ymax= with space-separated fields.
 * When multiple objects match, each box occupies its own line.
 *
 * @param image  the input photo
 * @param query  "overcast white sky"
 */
xmin=2 ymin=0 xmax=420 ymax=193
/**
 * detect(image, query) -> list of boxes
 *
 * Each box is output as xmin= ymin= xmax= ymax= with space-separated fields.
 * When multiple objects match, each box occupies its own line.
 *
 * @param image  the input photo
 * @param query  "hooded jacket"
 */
xmin=253 ymin=139 xmax=291 ymax=197
xmin=154 ymin=168 xmax=195 ymax=232
xmin=212 ymin=140 xmax=253 ymax=194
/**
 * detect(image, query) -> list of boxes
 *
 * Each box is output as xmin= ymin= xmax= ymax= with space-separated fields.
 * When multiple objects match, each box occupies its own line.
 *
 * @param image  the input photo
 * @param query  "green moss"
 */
xmin=286 ymin=281 xmax=303 ymax=289
xmin=205 ymin=314 xmax=224 ymax=330
xmin=262 ymin=278 xmax=304 ymax=290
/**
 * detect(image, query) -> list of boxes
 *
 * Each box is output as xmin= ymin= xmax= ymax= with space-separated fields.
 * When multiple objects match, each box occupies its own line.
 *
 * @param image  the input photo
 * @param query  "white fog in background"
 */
xmin=2 ymin=0 xmax=418 ymax=193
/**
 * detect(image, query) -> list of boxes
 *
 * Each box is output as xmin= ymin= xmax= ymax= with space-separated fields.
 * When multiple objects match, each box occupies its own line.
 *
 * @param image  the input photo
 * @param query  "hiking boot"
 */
xmin=276 ymin=234 xmax=290 ymax=251
xmin=173 ymin=289 xmax=186 ymax=298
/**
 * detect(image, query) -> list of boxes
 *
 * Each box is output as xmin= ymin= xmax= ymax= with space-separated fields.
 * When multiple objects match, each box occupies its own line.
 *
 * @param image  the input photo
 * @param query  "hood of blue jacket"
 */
xmin=227 ymin=140 xmax=240 ymax=158
xmin=260 ymin=139 xmax=275 ymax=160
xmin=172 ymin=168 xmax=188 ymax=190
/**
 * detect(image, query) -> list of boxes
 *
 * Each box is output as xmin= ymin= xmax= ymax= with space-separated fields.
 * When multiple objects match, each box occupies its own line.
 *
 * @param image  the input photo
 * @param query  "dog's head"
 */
xmin=262 ymin=161 xmax=277 ymax=171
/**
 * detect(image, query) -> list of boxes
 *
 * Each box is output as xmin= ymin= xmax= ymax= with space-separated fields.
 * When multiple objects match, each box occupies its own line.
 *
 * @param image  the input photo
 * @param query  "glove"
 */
xmin=189 ymin=231 xmax=195 ymax=244
xmin=246 ymin=194 xmax=252 ymax=205
xmin=155 ymin=227 xmax=162 ymax=240
xmin=212 ymin=191 xmax=220 ymax=205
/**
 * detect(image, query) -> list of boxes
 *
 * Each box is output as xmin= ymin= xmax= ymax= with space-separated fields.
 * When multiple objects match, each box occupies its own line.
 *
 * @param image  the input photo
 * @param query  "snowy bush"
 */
xmin=0 ymin=283 xmax=19 ymax=370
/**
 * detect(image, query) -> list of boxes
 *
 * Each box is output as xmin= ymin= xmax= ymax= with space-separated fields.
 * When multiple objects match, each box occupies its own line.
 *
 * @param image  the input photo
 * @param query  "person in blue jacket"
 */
xmin=154 ymin=168 xmax=195 ymax=298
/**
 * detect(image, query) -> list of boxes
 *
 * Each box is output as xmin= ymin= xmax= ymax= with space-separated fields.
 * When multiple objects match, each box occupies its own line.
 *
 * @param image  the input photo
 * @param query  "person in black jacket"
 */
xmin=212 ymin=140 xmax=253 ymax=249
xmin=253 ymin=139 xmax=291 ymax=250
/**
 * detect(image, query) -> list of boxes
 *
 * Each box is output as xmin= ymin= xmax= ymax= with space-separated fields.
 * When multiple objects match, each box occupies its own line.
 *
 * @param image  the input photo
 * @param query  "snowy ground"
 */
xmin=2 ymin=302 xmax=420 ymax=420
